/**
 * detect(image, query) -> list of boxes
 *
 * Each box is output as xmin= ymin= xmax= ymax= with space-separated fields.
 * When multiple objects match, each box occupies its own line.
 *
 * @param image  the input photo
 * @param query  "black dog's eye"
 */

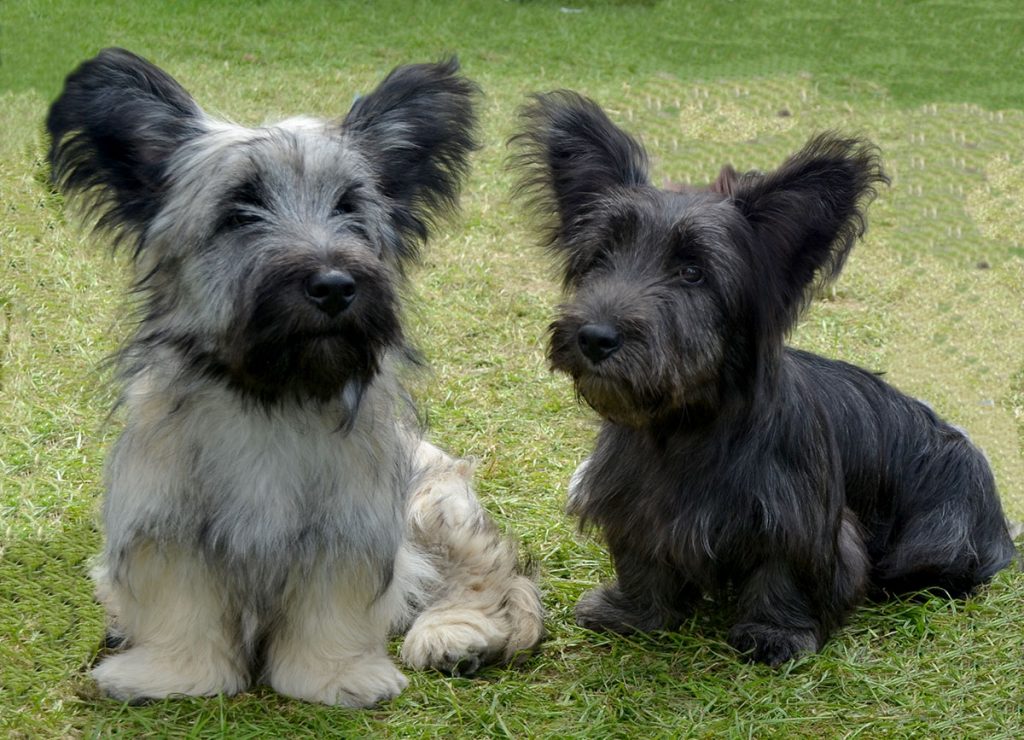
xmin=679 ymin=265 xmax=704 ymax=285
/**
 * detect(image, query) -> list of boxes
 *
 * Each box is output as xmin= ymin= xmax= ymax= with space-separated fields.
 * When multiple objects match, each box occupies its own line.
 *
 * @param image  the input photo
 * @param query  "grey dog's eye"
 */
xmin=220 ymin=209 xmax=262 ymax=231
xmin=332 ymin=188 xmax=360 ymax=217
xmin=680 ymin=265 xmax=704 ymax=285
xmin=216 ymin=181 xmax=266 ymax=232
xmin=331 ymin=187 xmax=368 ymax=240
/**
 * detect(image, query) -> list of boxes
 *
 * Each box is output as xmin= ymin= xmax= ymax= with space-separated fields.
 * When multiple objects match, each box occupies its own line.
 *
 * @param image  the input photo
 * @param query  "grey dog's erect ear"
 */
xmin=46 ymin=48 xmax=204 ymax=247
xmin=342 ymin=58 xmax=480 ymax=264
xmin=510 ymin=90 xmax=651 ymax=251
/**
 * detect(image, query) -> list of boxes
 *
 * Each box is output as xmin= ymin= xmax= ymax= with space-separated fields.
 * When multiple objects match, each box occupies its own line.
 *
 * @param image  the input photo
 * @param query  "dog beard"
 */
xmin=572 ymin=373 xmax=667 ymax=428
xmin=224 ymin=265 xmax=403 ymax=404
xmin=232 ymin=323 xmax=399 ymax=404
xmin=549 ymin=319 xmax=714 ymax=428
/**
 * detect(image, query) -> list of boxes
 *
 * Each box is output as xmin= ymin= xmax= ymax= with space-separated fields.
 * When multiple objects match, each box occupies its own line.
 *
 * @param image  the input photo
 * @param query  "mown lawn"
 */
xmin=2 ymin=1 xmax=1022 ymax=737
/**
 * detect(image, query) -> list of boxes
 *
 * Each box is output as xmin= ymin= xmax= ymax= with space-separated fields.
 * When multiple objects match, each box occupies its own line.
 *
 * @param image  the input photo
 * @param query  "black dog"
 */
xmin=513 ymin=91 xmax=1017 ymax=665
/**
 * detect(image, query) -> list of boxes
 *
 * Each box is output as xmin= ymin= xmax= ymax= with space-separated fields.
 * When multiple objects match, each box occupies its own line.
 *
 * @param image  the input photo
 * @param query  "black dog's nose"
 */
xmin=305 ymin=270 xmax=357 ymax=316
xmin=577 ymin=323 xmax=622 ymax=363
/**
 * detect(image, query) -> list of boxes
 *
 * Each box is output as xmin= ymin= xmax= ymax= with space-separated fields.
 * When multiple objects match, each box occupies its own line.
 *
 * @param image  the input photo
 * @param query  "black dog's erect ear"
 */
xmin=731 ymin=133 xmax=888 ymax=320
xmin=342 ymin=58 xmax=479 ymax=264
xmin=46 ymin=48 xmax=204 ymax=250
xmin=511 ymin=91 xmax=650 ymax=251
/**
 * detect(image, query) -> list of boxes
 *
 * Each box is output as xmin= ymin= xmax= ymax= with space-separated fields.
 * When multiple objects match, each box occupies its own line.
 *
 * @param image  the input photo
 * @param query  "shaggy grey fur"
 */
xmin=48 ymin=48 xmax=543 ymax=705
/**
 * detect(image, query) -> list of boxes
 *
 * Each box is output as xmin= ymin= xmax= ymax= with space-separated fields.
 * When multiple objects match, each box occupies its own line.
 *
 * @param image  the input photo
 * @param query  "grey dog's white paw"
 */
xmin=92 ymin=646 xmax=247 ymax=702
xmin=401 ymin=608 xmax=508 ymax=676
xmin=271 ymin=653 xmax=408 ymax=707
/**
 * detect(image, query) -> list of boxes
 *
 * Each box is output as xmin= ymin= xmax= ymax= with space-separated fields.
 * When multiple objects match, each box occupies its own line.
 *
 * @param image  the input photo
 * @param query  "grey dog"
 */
xmin=47 ymin=48 xmax=543 ymax=705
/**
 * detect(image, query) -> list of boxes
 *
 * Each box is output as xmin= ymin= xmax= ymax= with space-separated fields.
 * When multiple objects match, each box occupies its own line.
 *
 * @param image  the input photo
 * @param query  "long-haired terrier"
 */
xmin=513 ymin=91 xmax=1017 ymax=665
xmin=47 ymin=48 xmax=543 ymax=705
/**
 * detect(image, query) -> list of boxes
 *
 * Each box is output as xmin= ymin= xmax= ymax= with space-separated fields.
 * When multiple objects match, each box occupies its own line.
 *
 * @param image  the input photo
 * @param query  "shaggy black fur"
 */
xmin=513 ymin=90 xmax=1017 ymax=665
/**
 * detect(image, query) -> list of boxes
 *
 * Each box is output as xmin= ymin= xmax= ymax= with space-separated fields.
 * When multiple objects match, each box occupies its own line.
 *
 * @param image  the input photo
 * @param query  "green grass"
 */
xmin=2 ymin=1 xmax=1023 ymax=736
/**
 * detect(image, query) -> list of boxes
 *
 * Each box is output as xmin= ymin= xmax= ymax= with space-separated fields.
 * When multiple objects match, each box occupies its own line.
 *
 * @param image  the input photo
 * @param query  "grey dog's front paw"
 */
xmin=92 ymin=646 xmax=248 ymax=702
xmin=271 ymin=653 xmax=407 ymax=707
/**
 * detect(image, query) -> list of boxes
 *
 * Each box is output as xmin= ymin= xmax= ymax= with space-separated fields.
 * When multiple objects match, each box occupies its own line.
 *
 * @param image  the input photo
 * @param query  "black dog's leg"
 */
xmin=576 ymin=550 xmax=699 ymax=634
xmin=730 ymin=507 xmax=869 ymax=666
xmin=727 ymin=559 xmax=826 ymax=666
xmin=873 ymin=438 xmax=1017 ymax=599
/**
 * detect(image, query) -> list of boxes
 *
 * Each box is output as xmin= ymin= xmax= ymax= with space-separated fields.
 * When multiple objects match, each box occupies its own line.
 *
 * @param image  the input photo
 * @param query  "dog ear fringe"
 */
xmin=730 ymin=132 xmax=889 ymax=323
xmin=343 ymin=58 xmax=480 ymax=266
xmin=509 ymin=90 xmax=650 ymax=261
xmin=46 ymin=47 xmax=204 ymax=256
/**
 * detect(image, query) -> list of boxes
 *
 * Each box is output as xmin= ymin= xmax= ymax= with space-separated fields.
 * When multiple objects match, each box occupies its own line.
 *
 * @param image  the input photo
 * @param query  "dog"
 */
xmin=512 ymin=90 xmax=1017 ymax=666
xmin=47 ymin=48 xmax=543 ymax=705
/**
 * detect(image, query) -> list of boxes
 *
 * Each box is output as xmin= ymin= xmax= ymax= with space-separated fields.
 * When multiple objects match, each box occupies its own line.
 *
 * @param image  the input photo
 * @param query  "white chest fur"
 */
xmin=102 ymin=371 xmax=411 ymax=572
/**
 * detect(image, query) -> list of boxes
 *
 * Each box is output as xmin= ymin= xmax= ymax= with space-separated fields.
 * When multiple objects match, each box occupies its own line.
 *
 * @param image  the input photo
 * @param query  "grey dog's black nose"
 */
xmin=577 ymin=323 xmax=622 ymax=363
xmin=305 ymin=270 xmax=357 ymax=316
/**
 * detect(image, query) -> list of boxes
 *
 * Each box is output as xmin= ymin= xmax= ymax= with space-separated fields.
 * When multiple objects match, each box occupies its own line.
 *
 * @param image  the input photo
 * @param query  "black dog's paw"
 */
xmin=728 ymin=622 xmax=819 ymax=667
xmin=576 ymin=583 xmax=670 ymax=634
